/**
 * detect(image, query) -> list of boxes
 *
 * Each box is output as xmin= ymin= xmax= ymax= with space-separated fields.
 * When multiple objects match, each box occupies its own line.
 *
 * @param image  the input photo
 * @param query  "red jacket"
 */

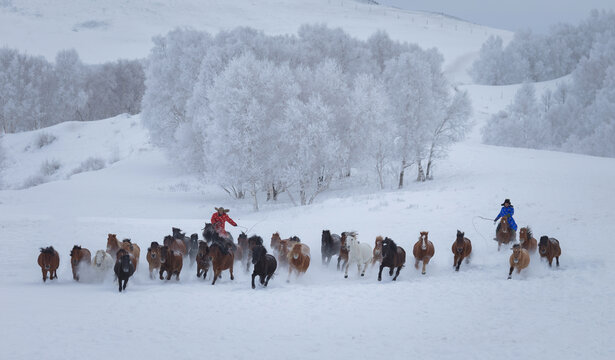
xmin=211 ymin=212 xmax=237 ymax=236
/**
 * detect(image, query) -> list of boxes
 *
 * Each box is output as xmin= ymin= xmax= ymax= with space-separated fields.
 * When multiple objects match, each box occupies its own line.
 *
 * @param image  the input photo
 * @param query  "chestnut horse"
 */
xmin=196 ymin=241 xmax=210 ymax=279
xmin=106 ymin=234 xmax=140 ymax=269
xmin=38 ymin=246 xmax=60 ymax=282
xmin=538 ymin=236 xmax=561 ymax=267
xmin=70 ymin=245 xmax=92 ymax=281
xmin=159 ymin=245 xmax=183 ymax=281
xmin=321 ymin=230 xmax=341 ymax=266
xmin=208 ymin=241 xmax=235 ymax=285
xmin=272 ymin=233 xmax=300 ymax=268
xmin=378 ymin=238 xmax=406 ymax=281
xmin=496 ymin=216 xmax=516 ymax=251
xmin=338 ymin=232 xmax=349 ymax=271
xmin=146 ymin=242 xmax=162 ymax=279
xmin=452 ymin=230 xmax=472 ymax=271
xmin=413 ymin=231 xmax=435 ymax=275
xmin=508 ymin=244 xmax=530 ymax=279
xmin=287 ymin=243 xmax=310 ymax=282
xmin=372 ymin=236 xmax=384 ymax=267
xmin=519 ymin=227 xmax=537 ymax=253
xmin=114 ymin=249 xmax=135 ymax=292
xmin=163 ymin=235 xmax=188 ymax=257
xmin=251 ymin=244 xmax=277 ymax=289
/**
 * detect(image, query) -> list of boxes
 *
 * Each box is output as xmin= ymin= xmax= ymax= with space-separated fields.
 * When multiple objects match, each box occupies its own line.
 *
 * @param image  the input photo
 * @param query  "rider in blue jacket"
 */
xmin=494 ymin=198 xmax=517 ymax=235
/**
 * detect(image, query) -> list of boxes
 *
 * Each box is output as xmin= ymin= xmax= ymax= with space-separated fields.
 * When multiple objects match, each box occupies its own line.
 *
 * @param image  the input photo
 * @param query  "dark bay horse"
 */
xmin=378 ymin=238 xmax=406 ymax=281
xmin=196 ymin=241 xmax=210 ymax=280
xmin=114 ymin=249 xmax=135 ymax=292
xmin=452 ymin=230 xmax=472 ymax=271
xmin=251 ymin=244 xmax=277 ymax=289
xmin=538 ymin=236 xmax=561 ymax=267
xmin=246 ymin=235 xmax=264 ymax=272
xmin=321 ymin=230 xmax=341 ymax=266
xmin=38 ymin=246 xmax=60 ymax=282
xmin=496 ymin=216 xmax=515 ymax=251
xmin=160 ymin=245 xmax=183 ymax=281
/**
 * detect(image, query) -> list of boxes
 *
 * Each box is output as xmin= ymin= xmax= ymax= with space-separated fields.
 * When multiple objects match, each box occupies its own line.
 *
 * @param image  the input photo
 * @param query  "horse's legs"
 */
xmin=393 ymin=265 xmax=402 ymax=281
xmin=344 ymin=261 xmax=350 ymax=278
xmin=378 ymin=264 xmax=384 ymax=281
xmin=264 ymin=273 xmax=272 ymax=287
xmin=548 ymin=257 xmax=553 ymax=267
xmin=42 ymin=269 xmax=47 ymax=282
xmin=337 ymin=257 xmax=341 ymax=271
xmin=118 ymin=279 xmax=123 ymax=292
xmin=260 ymin=274 xmax=265 ymax=285
xmin=361 ymin=262 xmax=368 ymax=276
xmin=422 ymin=260 xmax=427 ymax=275
xmin=159 ymin=268 xmax=165 ymax=280
xmin=229 ymin=263 xmax=234 ymax=281
xmin=287 ymin=267 xmax=292 ymax=283
xmin=556 ymin=256 xmax=560 ymax=267
xmin=123 ymin=278 xmax=128 ymax=290
xmin=456 ymin=258 xmax=461 ymax=271
xmin=175 ymin=271 xmax=180 ymax=281
xmin=212 ymin=269 xmax=219 ymax=285
xmin=251 ymin=272 xmax=256 ymax=289
xmin=508 ymin=266 xmax=514 ymax=279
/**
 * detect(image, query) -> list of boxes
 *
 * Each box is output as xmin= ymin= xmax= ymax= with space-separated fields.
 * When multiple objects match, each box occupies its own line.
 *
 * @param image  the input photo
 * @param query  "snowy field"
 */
xmin=1 ymin=1 xmax=614 ymax=359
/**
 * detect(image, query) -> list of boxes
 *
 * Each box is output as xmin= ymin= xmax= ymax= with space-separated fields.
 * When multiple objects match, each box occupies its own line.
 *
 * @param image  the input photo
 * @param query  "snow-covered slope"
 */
xmin=0 ymin=0 xmax=511 ymax=82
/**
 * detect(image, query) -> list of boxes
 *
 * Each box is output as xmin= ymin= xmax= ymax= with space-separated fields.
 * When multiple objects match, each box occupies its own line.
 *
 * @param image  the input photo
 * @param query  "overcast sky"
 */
xmin=378 ymin=0 xmax=615 ymax=33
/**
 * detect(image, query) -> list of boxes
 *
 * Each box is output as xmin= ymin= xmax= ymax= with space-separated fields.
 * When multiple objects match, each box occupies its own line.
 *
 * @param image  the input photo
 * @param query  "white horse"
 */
xmin=344 ymin=232 xmax=373 ymax=278
xmin=91 ymin=250 xmax=114 ymax=281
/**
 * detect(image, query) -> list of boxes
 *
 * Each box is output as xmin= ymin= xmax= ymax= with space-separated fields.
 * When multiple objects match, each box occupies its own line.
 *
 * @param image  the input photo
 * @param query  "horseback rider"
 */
xmin=494 ymin=198 xmax=517 ymax=235
xmin=211 ymin=206 xmax=237 ymax=238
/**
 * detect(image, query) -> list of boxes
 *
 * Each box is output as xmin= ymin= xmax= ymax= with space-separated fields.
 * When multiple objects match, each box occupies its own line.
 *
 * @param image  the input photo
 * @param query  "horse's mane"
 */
xmin=539 ymin=236 xmax=549 ymax=246
xmin=525 ymin=227 xmax=533 ymax=240
xmin=248 ymin=235 xmax=264 ymax=245
xmin=290 ymin=236 xmax=301 ymax=243
xmin=456 ymin=231 xmax=465 ymax=242
xmin=40 ymin=246 xmax=55 ymax=254
xmin=383 ymin=237 xmax=397 ymax=253
xmin=122 ymin=239 xmax=132 ymax=243
xmin=190 ymin=233 xmax=198 ymax=240
xmin=70 ymin=245 xmax=82 ymax=257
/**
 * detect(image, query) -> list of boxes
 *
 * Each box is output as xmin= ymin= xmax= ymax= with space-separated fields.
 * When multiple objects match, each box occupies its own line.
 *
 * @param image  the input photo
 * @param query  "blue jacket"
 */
xmin=495 ymin=206 xmax=517 ymax=231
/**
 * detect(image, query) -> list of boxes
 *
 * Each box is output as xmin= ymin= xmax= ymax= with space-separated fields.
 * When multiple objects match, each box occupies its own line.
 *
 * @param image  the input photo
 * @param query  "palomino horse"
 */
xmin=538 ymin=236 xmax=561 ymax=267
xmin=321 ymin=230 xmax=341 ymax=266
xmin=287 ymin=243 xmax=310 ymax=282
xmin=519 ymin=227 xmax=538 ymax=253
xmin=163 ymin=235 xmax=188 ymax=257
xmin=496 ymin=216 xmax=516 ymax=251
xmin=452 ymin=230 xmax=472 ymax=271
xmin=372 ymin=236 xmax=384 ymax=267
xmin=251 ymin=244 xmax=277 ymax=289
xmin=114 ymin=249 xmax=135 ymax=292
xmin=106 ymin=234 xmax=140 ymax=269
xmin=38 ymin=246 xmax=60 ymax=282
xmin=338 ymin=232 xmax=350 ymax=271
xmin=508 ymin=244 xmax=530 ymax=279
xmin=413 ymin=231 xmax=435 ymax=275
xmin=159 ymin=246 xmax=183 ymax=281
xmin=378 ymin=238 xmax=406 ymax=281
xmin=196 ymin=241 xmax=210 ymax=280
xmin=146 ymin=242 xmax=162 ymax=279
xmin=70 ymin=245 xmax=92 ymax=281
xmin=344 ymin=232 xmax=372 ymax=279
xmin=208 ymin=241 xmax=235 ymax=285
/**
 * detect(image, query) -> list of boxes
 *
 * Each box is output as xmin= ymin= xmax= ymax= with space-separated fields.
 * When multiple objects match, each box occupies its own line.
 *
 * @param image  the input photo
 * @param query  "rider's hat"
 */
xmin=215 ymin=207 xmax=230 ymax=213
xmin=501 ymin=199 xmax=512 ymax=206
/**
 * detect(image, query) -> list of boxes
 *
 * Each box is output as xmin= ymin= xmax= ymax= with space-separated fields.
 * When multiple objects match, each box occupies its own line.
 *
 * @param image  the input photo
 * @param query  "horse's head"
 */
xmin=455 ymin=231 xmax=465 ymax=253
xmin=382 ymin=237 xmax=397 ymax=257
xmin=160 ymin=246 xmax=170 ymax=264
xmin=419 ymin=231 xmax=429 ymax=250
xmin=163 ymin=235 xmax=175 ymax=247
xmin=539 ymin=236 xmax=549 ymax=255
xmin=279 ymin=239 xmax=289 ymax=255
xmin=500 ymin=216 xmax=510 ymax=232
xmin=197 ymin=241 xmax=209 ymax=260
xmin=172 ymin=227 xmax=183 ymax=239
xmin=118 ymin=252 xmax=132 ymax=273
xmin=248 ymin=235 xmax=264 ymax=249
xmin=70 ymin=245 xmax=83 ymax=266
xmin=347 ymin=232 xmax=359 ymax=247
xmin=39 ymin=246 xmax=56 ymax=270
xmin=238 ymin=232 xmax=248 ymax=245
xmin=511 ymin=244 xmax=522 ymax=261
xmin=203 ymin=223 xmax=216 ymax=241
xmin=321 ymin=230 xmax=331 ymax=245
xmin=340 ymin=232 xmax=348 ymax=251
xmin=148 ymin=242 xmax=161 ymax=264
xmin=107 ymin=234 xmax=118 ymax=253
xmin=374 ymin=236 xmax=383 ymax=255
xmin=94 ymin=250 xmax=107 ymax=267
xmin=251 ymin=245 xmax=267 ymax=264
xmin=290 ymin=244 xmax=301 ymax=260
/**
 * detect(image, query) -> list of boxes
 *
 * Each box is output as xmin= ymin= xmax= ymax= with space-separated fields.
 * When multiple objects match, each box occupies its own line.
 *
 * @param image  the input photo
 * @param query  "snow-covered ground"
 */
xmin=1 ymin=1 xmax=614 ymax=359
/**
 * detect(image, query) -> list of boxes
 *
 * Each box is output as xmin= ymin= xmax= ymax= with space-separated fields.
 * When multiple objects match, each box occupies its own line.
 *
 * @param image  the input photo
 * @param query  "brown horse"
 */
xmin=163 ymin=235 xmax=188 ymax=256
xmin=272 ymin=233 xmax=300 ymax=267
xmin=519 ymin=227 xmax=538 ymax=253
xmin=452 ymin=230 xmax=472 ymax=271
xmin=237 ymin=232 xmax=249 ymax=268
xmin=38 ymin=246 xmax=60 ymax=282
xmin=338 ymin=232 xmax=349 ymax=271
xmin=508 ymin=244 xmax=530 ymax=279
xmin=208 ymin=241 xmax=234 ymax=285
xmin=146 ymin=242 xmax=162 ymax=279
xmin=496 ymin=216 xmax=516 ymax=251
xmin=106 ymin=234 xmax=141 ymax=269
xmin=70 ymin=245 xmax=92 ymax=281
xmin=413 ymin=231 xmax=435 ymax=275
xmin=196 ymin=241 xmax=210 ymax=279
xmin=287 ymin=243 xmax=310 ymax=282
xmin=538 ymin=236 xmax=561 ymax=267
xmin=270 ymin=232 xmax=282 ymax=256
xmin=159 ymin=246 xmax=183 ymax=280
xmin=371 ymin=236 xmax=383 ymax=267
xmin=378 ymin=238 xmax=406 ymax=281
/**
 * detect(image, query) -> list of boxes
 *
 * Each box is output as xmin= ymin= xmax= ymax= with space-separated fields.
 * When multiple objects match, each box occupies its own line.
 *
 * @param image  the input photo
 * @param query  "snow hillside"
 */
xmin=0 ymin=0 xmax=511 ymax=82
xmin=1 ymin=112 xmax=614 ymax=359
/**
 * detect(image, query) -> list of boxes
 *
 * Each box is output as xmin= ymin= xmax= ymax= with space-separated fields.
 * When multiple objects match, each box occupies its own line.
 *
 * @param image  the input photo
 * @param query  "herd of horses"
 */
xmin=36 ymin=218 xmax=563 ymax=292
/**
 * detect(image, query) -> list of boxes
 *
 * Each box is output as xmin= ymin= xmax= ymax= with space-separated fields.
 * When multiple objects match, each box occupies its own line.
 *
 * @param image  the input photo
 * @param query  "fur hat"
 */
xmin=215 ymin=207 xmax=230 ymax=213
xmin=501 ymin=199 xmax=512 ymax=206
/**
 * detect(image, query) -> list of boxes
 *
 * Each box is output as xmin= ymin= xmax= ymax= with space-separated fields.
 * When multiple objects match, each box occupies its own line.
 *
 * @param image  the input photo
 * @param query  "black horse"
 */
xmin=321 ymin=230 xmax=341 ymax=266
xmin=251 ymin=244 xmax=277 ymax=289
xmin=114 ymin=249 xmax=135 ymax=292
xmin=378 ymin=238 xmax=406 ymax=281
xmin=202 ymin=223 xmax=237 ymax=252
xmin=245 ymin=235 xmax=264 ymax=272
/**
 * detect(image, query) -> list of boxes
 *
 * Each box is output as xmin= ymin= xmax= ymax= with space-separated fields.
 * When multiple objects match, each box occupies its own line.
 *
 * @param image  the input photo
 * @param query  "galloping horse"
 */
xmin=538 ymin=236 xmax=561 ymax=267
xmin=519 ymin=227 xmax=537 ymax=253
xmin=245 ymin=235 xmax=264 ymax=272
xmin=159 ymin=245 xmax=183 ymax=281
xmin=251 ymin=244 xmax=277 ymax=289
xmin=344 ymin=232 xmax=372 ymax=278
xmin=208 ymin=241 xmax=235 ymax=285
xmin=38 ymin=246 xmax=60 ymax=282
xmin=146 ymin=242 xmax=162 ymax=279
xmin=413 ymin=231 xmax=435 ymax=275
xmin=196 ymin=241 xmax=210 ymax=280
xmin=508 ymin=244 xmax=530 ymax=279
xmin=287 ymin=243 xmax=310 ymax=282
xmin=372 ymin=236 xmax=384 ymax=267
xmin=163 ymin=235 xmax=188 ymax=257
xmin=70 ymin=245 xmax=92 ymax=281
xmin=496 ymin=216 xmax=515 ymax=251
xmin=114 ymin=249 xmax=135 ymax=292
xmin=202 ymin=223 xmax=236 ymax=253
xmin=92 ymin=250 xmax=114 ymax=275
xmin=321 ymin=230 xmax=341 ymax=266
xmin=452 ymin=230 xmax=472 ymax=271
xmin=237 ymin=232 xmax=249 ymax=268
xmin=338 ymin=232 xmax=350 ymax=271
xmin=378 ymin=238 xmax=406 ymax=281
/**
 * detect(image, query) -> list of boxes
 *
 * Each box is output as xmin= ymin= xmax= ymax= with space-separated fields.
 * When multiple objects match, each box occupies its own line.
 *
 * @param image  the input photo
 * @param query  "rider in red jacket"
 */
xmin=211 ymin=207 xmax=237 ymax=237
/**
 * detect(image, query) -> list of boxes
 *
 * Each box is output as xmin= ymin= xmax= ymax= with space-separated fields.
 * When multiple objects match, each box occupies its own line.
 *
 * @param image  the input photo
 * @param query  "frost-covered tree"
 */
xmin=53 ymin=49 xmax=87 ymax=122
xmin=469 ymin=36 xmax=507 ymax=85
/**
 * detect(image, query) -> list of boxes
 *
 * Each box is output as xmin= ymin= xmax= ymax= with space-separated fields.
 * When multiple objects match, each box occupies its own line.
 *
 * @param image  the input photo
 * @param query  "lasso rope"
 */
xmin=472 ymin=216 xmax=494 ymax=247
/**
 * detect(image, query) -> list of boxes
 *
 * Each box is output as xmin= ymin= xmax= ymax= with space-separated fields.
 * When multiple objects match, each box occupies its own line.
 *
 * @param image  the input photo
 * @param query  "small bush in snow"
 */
xmin=71 ymin=157 xmax=106 ymax=175
xmin=40 ymin=159 xmax=61 ymax=177
xmin=35 ymin=132 xmax=57 ymax=149
xmin=22 ymin=174 xmax=46 ymax=188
